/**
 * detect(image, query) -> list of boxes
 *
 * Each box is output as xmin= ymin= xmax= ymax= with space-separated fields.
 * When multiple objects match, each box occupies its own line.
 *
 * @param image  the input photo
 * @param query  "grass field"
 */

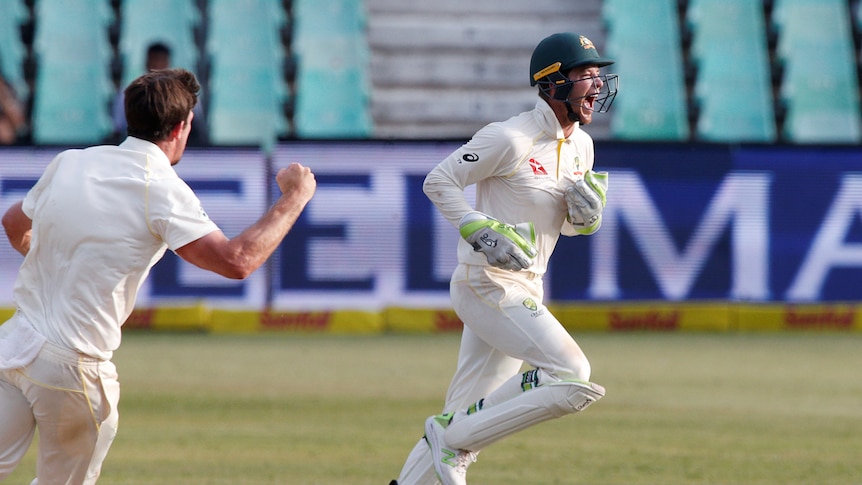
xmin=6 ymin=331 xmax=862 ymax=484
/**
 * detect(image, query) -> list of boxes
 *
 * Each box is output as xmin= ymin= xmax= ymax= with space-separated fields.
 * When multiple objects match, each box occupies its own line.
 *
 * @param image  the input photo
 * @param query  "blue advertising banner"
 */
xmin=552 ymin=143 xmax=862 ymax=302
xmin=0 ymin=141 xmax=859 ymax=309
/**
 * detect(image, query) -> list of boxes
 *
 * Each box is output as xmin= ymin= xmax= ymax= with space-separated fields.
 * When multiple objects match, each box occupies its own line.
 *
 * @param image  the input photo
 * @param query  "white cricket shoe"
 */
xmin=424 ymin=413 xmax=476 ymax=485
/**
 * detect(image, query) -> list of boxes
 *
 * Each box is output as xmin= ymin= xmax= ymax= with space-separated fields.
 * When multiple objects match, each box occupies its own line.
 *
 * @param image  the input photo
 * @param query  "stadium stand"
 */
xmin=603 ymin=0 xmax=690 ymax=141
xmin=6 ymin=0 xmax=862 ymax=145
xmin=118 ymin=0 xmax=200 ymax=88
xmin=206 ymin=0 xmax=290 ymax=149
xmin=364 ymin=0 xmax=609 ymax=139
xmin=687 ymin=0 xmax=777 ymax=142
xmin=292 ymin=0 xmax=372 ymax=138
xmin=774 ymin=0 xmax=861 ymax=143
xmin=32 ymin=62 xmax=113 ymax=144
xmin=31 ymin=0 xmax=114 ymax=144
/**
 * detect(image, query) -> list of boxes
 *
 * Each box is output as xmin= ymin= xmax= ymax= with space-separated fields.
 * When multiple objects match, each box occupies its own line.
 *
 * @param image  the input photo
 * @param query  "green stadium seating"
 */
xmin=206 ymin=0 xmax=289 ymax=147
xmin=119 ymin=0 xmax=200 ymax=87
xmin=688 ymin=0 xmax=776 ymax=142
xmin=292 ymin=0 xmax=367 ymax=40
xmin=33 ymin=0 xmax=113 ymax=67
xmin=32 ymin=63 xmax=112 ymax=144
xmin=291 ymin=0 xmax=372 ymax=138
xmin=294 ymin=67 xmax=372 ymax=138
xmin=604 ymin=0 xmax=689 ymax=140
xmin=774 ymin=0 xmax=861 ymax=143
xmin=30 ymin=0 xmax=114 ymax=144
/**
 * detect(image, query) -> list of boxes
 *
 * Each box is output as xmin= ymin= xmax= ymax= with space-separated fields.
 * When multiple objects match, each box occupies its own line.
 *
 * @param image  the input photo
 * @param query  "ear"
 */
xmin=169 ymin=120 xmax=185 ymax=139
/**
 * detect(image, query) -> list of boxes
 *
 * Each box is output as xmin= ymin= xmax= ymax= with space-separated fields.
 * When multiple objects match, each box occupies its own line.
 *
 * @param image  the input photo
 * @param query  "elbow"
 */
xmin=220 ymin=254 xmax=260 ymax=280
xmin=422 ymin=177 xmax=434 ymax=198
xmin=221 ymin=262 xmax=255 ymax=280
xmin=235 ymin=266 xmax=255 ymax=280
xmin=423 ymin=174 xmax=445 ymax=200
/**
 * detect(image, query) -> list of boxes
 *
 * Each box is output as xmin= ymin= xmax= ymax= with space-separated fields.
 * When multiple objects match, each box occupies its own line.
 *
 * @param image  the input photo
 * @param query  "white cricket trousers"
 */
xmin=444 ymin=263 xmax=590 ymax=412
xmin=396 ymin=263 xmax=591 ymax=484
xmin=0 ymin=340 xmax=120 ymax=484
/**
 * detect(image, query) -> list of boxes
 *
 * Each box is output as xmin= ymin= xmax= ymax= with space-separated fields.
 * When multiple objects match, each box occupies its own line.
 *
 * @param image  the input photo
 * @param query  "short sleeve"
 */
xmin=147 ymin=179 xmax=220 ymax=251
xmin=22 ymin=155 xmax=62 ymax=218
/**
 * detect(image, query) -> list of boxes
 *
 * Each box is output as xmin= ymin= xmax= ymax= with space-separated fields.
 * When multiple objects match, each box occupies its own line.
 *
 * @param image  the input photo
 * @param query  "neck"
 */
xmin=557 ymin=108 xmax=577 ymax=138
xmin=154 ymin=139 xmax=180 ymax=165
xmin=545 ymin=98 xmax=577 ymax=136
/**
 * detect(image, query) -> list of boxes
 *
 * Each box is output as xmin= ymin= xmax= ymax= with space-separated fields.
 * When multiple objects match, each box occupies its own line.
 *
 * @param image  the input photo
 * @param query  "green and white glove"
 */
xmin=565 ymin=170 xmax=608 ymax=229
xmin=459 ymin=211 xmax=538 ymax=271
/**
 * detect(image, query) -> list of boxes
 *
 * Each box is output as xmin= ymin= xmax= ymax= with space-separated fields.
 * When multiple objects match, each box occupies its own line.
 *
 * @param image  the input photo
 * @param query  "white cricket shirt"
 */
xmin=12 ymin=137 xmax=219 ymax=360
xmin=424 ymin=99 xmax=597 ymax=276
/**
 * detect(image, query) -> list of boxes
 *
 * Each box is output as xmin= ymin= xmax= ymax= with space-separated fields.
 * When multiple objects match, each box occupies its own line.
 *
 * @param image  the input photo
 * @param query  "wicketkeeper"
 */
xmin=391 ymin=32 xmax=618 ymax=485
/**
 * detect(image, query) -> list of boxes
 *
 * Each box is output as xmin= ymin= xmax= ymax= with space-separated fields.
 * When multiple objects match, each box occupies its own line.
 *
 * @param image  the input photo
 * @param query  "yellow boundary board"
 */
xmin=66 ymin=302 xmax=862 ymax=334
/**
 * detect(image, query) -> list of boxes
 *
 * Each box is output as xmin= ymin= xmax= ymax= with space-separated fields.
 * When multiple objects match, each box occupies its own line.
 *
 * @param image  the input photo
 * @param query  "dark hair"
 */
xmin=146 ymin=42 xmax=171 ymax=60
xmin=123 ymin=68 xmax=199 ymax=142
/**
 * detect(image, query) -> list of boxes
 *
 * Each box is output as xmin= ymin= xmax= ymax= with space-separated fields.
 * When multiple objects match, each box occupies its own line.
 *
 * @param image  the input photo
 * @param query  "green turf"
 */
xmin=6 ymin=332 xmax=862 ymax=484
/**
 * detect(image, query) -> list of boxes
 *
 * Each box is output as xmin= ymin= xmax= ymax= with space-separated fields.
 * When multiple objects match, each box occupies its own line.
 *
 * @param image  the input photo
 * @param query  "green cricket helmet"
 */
xmin=529 ymin=32 xmax=619 ymax=120
xmin=530 ymin=33 xmax=614 ymax=86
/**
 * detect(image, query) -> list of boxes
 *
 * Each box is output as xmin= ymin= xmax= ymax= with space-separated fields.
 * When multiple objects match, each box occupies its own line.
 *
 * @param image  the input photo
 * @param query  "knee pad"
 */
xmin=545 ymin=379 xmax=606 ymax=416
xmin=445 ymin=379 xmax=605 ymax=451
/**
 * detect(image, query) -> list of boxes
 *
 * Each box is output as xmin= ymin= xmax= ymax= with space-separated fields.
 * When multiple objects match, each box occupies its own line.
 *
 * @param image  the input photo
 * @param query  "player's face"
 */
xmin=566 ymin=66 xmax=603 ymax=125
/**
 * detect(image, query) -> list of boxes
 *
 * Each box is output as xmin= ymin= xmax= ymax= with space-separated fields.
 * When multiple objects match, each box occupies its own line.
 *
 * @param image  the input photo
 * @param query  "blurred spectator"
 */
xmin=112 ymin=42 xmax=207 ymax=144
xmin=0 ymin=73 xmax=26 ymax=145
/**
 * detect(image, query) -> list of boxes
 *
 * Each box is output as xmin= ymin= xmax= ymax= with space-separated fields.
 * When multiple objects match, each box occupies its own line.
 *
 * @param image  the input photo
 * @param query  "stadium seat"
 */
xmin=783 ymin=109 xmax=862 ymax=144
xmin=773 ymin=0 xmax=853 ymax=62
xmin=609 ymin=86 xmax=690 ymax=141
xmin=604 ymin=0 xmax=689 ymax=140
xmin=782 ymin=54 xmax=861 ymax=143
xmin=209 ymin=64 xmax=288 ymax=111
xmin=32 ymin=63 xmax=112 ymax=144
xmin=119 ymin=0 xmax=200 ymax=86
xmin=774 ymin=0 xmax=861 ymax=143
xmin=291 ymin=0 xmax=372 ymax=138
xmin=292 ymin=34 xmax=370 ymax=74
xmin=688 ymin=0 xmax=776 ymax=142
xmin=209 ymin=66 xmax=288 ymax=150
xmin=206 ymin=22 xmax=285 ymax=69
xmin=292 ymin=0 xmax=367 ymax=41
xmin=207 ymin=0 xmax=286 ymax=61
xmin=294 ymin=67 xmax=372 ymax=138
xmin=696 ymin=90 xmax=776 ymax=143
xmin=208 ymin=109 xmax=286 ymax=151
xmin=33 ymin=0 xmax=113 ymax=67
xmin=206 ymin=0 xmax=289 ymax=147
xmin=33 ymin=0 xmax=113 ymax=23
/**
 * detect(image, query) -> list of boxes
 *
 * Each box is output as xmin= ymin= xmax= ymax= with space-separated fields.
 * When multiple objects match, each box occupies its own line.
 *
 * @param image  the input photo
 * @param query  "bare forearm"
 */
xmin=2 ymin=201 xmax=32 ymax=256
xmin=225 ymin=192 xmax=309 ymax=276
xmin=176 ymin=163 xmax=316 ymax=279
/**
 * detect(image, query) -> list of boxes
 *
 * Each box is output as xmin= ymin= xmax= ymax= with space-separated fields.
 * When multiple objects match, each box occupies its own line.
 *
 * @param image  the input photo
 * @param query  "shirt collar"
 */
xmin=119 ymin=136 xmax=171 ymax=167
xmin=534 ymin=99 xmax=580 ymax=140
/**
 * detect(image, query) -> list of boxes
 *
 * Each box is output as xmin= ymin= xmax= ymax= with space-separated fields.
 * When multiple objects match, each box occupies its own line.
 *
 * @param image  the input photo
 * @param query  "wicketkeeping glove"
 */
xmin=459 ymin=212 xmax=538 ymax=271
xmin=565 ymin=170 xmax=608 ymax=228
